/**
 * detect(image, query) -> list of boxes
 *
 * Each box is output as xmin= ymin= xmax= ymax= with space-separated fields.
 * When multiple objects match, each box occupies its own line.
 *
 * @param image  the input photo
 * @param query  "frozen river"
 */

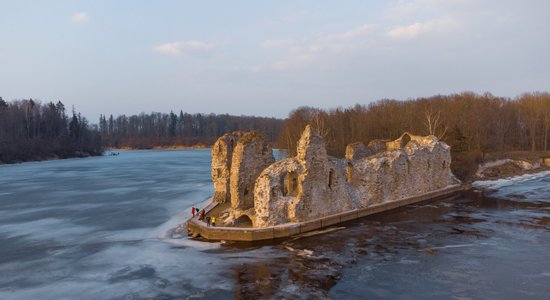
xmin=1 ymin=150 xmax=549 ymax=299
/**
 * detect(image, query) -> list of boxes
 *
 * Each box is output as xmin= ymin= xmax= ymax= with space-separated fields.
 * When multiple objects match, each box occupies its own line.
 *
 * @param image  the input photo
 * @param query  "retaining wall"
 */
xmin=187 ymin=184 xmax=465 ymax=242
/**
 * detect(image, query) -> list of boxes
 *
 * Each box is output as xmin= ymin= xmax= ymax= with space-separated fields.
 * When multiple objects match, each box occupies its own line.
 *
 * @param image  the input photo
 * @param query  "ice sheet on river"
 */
xmin=473 ymin=170 xmax=550 ymax=202
xmin=1 ymin=150 xmax=549 ymax=299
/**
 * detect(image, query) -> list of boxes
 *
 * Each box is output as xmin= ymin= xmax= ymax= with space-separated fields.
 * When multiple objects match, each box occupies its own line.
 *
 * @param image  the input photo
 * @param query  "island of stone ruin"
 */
xmin=188 ymin=125 xmax=462 ymax=240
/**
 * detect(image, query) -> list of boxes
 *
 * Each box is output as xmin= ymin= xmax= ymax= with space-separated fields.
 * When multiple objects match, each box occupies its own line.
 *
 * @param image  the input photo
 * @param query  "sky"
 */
xmin=1 ymin=0 xmax=549 ymax=121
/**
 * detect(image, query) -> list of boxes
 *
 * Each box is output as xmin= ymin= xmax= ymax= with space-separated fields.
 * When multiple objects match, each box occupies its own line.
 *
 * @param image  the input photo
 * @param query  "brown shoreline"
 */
xmin=105 ymin=145 xmax=211 ymax=151
xmin=474 ymin=158 xmax=550 ymax=181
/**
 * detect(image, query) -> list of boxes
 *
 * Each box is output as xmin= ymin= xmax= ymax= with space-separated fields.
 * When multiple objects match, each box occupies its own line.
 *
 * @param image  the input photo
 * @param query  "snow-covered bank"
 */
xmin=474 ymin=158 xmax=550 ymax=181
xmin=473 ymin=170 xmax=550 ymax=190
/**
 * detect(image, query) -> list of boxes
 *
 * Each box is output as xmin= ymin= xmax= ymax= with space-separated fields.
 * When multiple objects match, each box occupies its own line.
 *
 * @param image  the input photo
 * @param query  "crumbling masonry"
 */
xmin=212 ymin=126 xmax=460 ymax=228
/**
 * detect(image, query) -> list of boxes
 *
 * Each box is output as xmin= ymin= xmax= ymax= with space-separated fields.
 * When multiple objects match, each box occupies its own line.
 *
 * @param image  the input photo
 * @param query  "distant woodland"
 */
xmin=277 ymin=92 xmax=550 ymax=179
xmin=0 ymin=97 xmax=102 ymax=163
xmin=3 ymin=91 xmax=550 ymax=177
xmin=0 ymin=97 xmax=282 ymax=163
xmin=0 ymin=98 xmax=102 ymax=163
xmin=98 ymin=112 xmax=282 ymax=149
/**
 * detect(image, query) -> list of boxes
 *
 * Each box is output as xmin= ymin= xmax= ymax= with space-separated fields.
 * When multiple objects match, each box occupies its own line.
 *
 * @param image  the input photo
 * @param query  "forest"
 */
xmin=277 ymin=91 xmax=550 ymax=179
xmin=3 ymin=91 xmax=550 ymax=178
xmin=98 ymin=112 xmax=282 ymax=149
xmin=0 ymin=98 xmax=102 ymax=163
xmin=0 ymin=97 xmax=282 ymax=163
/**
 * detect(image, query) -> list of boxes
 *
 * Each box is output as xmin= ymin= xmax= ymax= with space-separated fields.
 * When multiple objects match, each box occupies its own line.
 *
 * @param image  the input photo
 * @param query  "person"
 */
xmin=211 ymin=216 xmax=216 ymax=227
xmin=206 ymin=216 xmax=211 ymax=227
xmin=191 ymin=207 xmax=195 ymax=217
xmin=200 ymin=209 xmax=205 ymax=220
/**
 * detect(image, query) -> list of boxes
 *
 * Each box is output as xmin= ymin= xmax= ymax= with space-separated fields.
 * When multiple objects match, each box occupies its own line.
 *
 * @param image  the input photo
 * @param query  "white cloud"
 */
xmin=317 ymin=24 xmax=375 ymax=43
xmin=388 ymin=22 xmax=424 ymax=38
xmin=261 ymin=24 xmax=375 ymax=71
xmin=71 ymin=12 xmax=90 ymax=25
xmin=387 ymin=18 xmax=458 ymax=39
xmin=153 ymin=40 xmax=217 ymax=56
xmin=262 ymin=39 xmax=294 ymax=48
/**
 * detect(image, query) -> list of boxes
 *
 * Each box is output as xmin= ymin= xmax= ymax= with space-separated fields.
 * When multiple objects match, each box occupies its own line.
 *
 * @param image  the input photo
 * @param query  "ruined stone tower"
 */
xmin=230 ymin=131 xmax=275 ymax=214
xmin=211 ymin=132 xmax=241 ymax=203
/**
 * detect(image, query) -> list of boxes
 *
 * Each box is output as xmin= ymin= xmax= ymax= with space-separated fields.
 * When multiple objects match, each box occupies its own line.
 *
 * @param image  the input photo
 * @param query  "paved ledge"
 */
xmin=187 ymin=184 xmax=465 ymax=242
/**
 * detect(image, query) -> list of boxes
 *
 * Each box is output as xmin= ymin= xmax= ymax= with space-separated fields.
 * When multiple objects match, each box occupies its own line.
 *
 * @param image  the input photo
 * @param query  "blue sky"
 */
xmin=1 ymin=1 xmax=549 ymax=121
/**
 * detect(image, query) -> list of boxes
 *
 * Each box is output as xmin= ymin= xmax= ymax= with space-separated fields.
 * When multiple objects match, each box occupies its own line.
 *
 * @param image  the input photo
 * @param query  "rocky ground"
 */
xmin=475 ymin=158 xmax=550 ymax=180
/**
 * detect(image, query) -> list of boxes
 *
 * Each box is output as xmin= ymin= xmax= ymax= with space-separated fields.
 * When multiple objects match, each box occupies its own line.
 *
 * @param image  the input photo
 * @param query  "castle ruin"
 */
xmin=211 ymin=126 xmax=460 ymax=228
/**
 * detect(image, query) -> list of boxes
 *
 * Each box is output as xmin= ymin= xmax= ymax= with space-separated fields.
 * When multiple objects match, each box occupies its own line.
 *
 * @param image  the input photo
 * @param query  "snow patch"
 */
xmin=473 ymin=170 xmax=550 ymax=190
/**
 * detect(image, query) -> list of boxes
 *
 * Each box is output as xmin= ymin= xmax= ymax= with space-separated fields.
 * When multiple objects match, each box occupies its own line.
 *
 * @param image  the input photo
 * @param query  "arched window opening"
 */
xmin=283 ymin=171 xmax=299 ymax=197
xmin=235 ymin=215 xmax=253 ymax=227
xmin=401 ymin=134 xmax=411 ymax=148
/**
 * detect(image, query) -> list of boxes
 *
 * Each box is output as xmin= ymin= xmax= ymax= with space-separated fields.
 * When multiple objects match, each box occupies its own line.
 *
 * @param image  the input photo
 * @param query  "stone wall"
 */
xmin=346 ymin=136 xmax=457 ymax=207
xmin=211 ymin=126 xmax=460 ymax=228
xmin=254 ymin=126 xmax=354 ymax=227
xmin=229 ymin=131 xmax=275 ymax=222
xmin=211 ymin=132 xmax=241 ymax=203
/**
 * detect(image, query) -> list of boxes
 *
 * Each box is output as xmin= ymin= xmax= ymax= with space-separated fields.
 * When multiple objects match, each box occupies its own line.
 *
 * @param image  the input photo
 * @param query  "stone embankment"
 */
xmin=188 ymin=126 xmax=463 ymax=241
xmin=187 ymin=184 xmax=463 ymax=242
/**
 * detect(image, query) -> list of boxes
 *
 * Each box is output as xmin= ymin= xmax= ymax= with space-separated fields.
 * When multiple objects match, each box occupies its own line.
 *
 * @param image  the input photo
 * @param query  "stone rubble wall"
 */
xmin=211 ymin=132 xmax=241 ymax=203
xmin=253 ymin=158 xmax=303 ymax=227
xmin=345 ymin=142 xmax=372 ymax=160
xmin=229 ymin=132 xmax=275 ymax=223
xmin=347 ymin=138 xmax=457 ymax=208
xmin=211 ymin=126 xmax=460 ymax=228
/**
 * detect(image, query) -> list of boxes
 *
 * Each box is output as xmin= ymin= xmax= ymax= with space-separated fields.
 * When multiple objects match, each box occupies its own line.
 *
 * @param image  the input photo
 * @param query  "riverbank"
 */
xmin=452 ymin=150 xmax=550 ymax=182
xmin=105 ymin=145 xmax=210 ymax=151
xmin=474 ymin=157 xmax=550 ymax=181
xmin=0 ymin=151 xmax=103 ymax=165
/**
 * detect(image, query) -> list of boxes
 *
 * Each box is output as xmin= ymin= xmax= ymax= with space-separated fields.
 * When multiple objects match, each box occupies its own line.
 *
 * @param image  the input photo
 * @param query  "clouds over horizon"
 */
xmin=254 ymin=23 xmax=377 ymax=71
xmin=147 ymin=0 xmax=549 ymax=78
xmin=2 ymin=1 xmax=550 ymax=120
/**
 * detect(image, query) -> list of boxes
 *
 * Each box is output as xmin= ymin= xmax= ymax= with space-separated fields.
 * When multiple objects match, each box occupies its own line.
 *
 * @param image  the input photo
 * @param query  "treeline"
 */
xmin=277 ymin=92 xmax=550 ymax=179
xmin=0 ymin=98 xmax=102 ymax=163
xmin=99 ymin=111 xmax=283 ymax=149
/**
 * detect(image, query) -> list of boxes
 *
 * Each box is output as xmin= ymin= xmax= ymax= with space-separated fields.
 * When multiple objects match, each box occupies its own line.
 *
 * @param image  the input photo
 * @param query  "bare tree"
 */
xmin=424 ymin=108 xmax=447 ymax=139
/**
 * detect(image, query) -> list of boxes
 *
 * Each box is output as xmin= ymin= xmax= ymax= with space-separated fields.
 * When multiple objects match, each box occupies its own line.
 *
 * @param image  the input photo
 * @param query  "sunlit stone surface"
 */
xmin=212 ymin=126 xmax=460 ymax=227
